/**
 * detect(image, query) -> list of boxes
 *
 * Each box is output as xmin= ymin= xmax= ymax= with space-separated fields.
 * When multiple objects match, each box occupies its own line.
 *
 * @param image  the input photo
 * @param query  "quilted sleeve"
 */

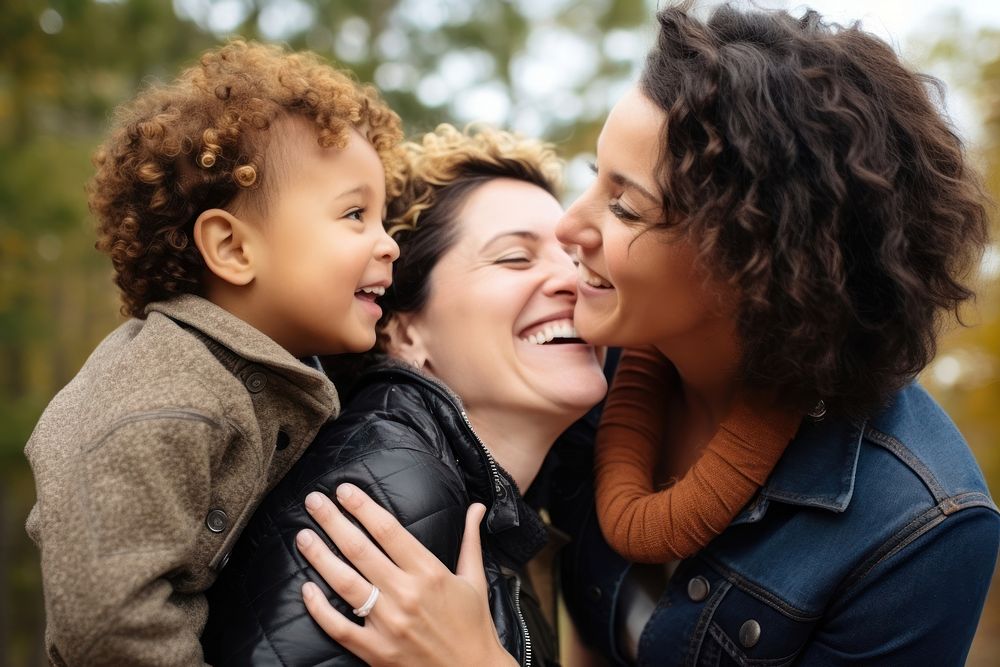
xmin=201 ymin=419 xmax=470 ymax=666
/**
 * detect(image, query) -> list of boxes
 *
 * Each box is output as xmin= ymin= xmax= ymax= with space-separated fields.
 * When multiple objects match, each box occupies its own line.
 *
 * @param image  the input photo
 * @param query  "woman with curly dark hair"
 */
xmin=289 ymin=4 xmax=999 ymax=665
xmin=549 ymin=5 xmax=999 ymax=664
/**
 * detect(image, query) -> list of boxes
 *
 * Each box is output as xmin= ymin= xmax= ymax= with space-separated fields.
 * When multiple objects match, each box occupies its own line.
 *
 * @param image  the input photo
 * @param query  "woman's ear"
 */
xmin=382 ymin=314 xmax=430 ymax=369
xmin=192 ymin=208 xmax=259 ymax=286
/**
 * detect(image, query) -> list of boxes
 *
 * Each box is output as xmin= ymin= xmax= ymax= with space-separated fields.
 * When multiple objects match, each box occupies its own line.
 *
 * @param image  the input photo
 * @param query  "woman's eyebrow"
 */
xmin=480 ymin=230 xmax=540 ymax=252
xmin=607 ymin=171 xmax=659 ymax=204
xmin=592 ymin=159 xmax=661 ymax=205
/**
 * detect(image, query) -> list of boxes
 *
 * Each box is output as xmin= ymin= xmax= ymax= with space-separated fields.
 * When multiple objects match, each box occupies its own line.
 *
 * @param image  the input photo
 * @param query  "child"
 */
xmin=24 ymin=41 xmax=401 ymax=665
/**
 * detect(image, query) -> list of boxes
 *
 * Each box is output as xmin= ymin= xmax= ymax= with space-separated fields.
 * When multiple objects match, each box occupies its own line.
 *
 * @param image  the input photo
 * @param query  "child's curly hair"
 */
xmin=321 ymin=124 xmax=563 ymax=391
xmin=90 ymin=40 xmax=403 ymax=318
xmin=641 ymin=5 xmax=991 ymax=417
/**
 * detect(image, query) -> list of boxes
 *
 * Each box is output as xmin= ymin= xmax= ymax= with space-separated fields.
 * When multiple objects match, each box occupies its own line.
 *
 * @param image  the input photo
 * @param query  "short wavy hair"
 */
xmin=641 ymin=4 xmax=991 ymax=417
xmin=90 ymin=40 xmax=403 ymax=318
xmin=321 ymin=124 xmax=562 ymax=389
xmin=381 ymin=123 xmax=562 ymax=319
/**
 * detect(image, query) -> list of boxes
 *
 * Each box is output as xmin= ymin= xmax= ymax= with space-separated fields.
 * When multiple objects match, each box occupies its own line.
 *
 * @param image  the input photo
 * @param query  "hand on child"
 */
xmin=296 ymin=485 xmax=517 ymax=667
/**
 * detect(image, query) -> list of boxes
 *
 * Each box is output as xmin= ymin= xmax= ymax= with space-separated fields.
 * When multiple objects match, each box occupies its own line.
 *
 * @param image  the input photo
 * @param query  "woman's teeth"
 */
xmin=356 ymin=286 xmax=386 ymax=296
xmin=521 ymin=321 xmax=582 ymax=345
xmin=578 ymin=263 xmax=612 ymax=288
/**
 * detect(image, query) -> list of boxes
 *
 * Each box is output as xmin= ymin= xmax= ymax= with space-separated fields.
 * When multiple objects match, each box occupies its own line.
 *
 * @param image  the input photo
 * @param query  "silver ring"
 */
xmin=352 ymin=584 xmax=380 ymax=617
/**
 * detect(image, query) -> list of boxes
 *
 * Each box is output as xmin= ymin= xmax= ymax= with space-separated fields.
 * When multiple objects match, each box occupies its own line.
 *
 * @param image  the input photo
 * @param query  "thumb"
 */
xmin=456 ymin=502 xmax=488 ymax=594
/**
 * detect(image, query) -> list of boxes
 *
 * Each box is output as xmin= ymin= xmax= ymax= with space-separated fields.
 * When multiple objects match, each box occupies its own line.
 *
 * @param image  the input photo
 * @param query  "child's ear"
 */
xmin=192 ymin=208 xmax=259 ymax=286
xmin=383 ymin=314 xmax=430 ymax=370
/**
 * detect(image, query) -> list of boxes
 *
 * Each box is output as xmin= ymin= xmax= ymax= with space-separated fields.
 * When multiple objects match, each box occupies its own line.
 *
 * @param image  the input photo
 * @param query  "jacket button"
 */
xmin=739 ymin=619 xmax=761 ymax=648
xmin=275 ymin=429 xmax=291 ymax=451
xmin=245 ymin=371 xmax=267 ymax=393
xmin=586 ymin=585 xmax=602 ymax=602
xmin=206 ymin=508 xmax=229 ymax=533
xmin=687 ymin=576 xmax=710 ymax=602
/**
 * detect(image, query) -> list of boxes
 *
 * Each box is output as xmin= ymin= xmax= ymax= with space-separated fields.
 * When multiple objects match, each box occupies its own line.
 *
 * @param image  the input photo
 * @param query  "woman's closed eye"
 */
xmin=609 ymin=200 xmax=641 ymax=222
xmin=494 ymin=253 xmax=533 ymax=266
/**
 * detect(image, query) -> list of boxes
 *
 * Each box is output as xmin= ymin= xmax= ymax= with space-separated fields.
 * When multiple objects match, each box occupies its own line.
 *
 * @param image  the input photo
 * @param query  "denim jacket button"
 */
xmin=687 ymin=576 xmax=710 ymax=602
xmin=587 ymin=585 xmax=602 ymax=602
xmin=739 ymin=619 xmax=761 ymax=648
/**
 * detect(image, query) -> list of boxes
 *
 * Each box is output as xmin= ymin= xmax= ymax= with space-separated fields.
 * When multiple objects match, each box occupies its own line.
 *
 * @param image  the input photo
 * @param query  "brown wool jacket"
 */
xmin=25 ymin=294 xmax=339 ymax=666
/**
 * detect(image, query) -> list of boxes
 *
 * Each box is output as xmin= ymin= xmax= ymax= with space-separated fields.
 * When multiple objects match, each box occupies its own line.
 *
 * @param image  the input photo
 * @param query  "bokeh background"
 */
xmin=1 ymin=1 xmax=998 ymax=664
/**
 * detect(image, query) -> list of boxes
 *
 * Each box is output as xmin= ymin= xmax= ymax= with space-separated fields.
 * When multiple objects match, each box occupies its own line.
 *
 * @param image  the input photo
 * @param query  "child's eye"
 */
xmin=345 ymin=208 xmax=365 ymax=221
xmin=609 ymin=200 xmax=641 ymax=223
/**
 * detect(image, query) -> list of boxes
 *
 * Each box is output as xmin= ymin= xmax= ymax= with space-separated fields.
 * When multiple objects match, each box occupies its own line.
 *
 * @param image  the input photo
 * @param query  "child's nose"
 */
xmin=378 ymin=230 xmax=400 ymax=262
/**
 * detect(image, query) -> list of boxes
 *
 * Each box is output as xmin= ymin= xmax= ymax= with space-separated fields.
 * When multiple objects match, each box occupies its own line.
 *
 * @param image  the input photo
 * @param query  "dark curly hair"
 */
xmin=640 ymin=3 xmax=991 ymax=417
xmin=90 ymin=40 xmax=403 ymax=318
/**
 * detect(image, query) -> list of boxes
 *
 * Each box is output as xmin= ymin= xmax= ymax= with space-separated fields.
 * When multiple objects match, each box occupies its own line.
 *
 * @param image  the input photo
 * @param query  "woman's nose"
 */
xmin=543 ymin=254 xmax=579 ymax=298
xmin=556 ymin=193 xmax=601 ymax=250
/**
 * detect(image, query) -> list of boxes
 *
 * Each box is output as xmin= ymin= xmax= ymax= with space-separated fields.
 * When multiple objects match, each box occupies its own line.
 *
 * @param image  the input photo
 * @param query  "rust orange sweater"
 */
xmin=594 ymin=347 xmax=802 ymax=564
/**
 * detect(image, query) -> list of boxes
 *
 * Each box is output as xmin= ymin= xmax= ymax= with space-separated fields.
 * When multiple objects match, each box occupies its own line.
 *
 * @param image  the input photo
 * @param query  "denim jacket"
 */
xmin=550 ymin=383 xmax=999 ymax=666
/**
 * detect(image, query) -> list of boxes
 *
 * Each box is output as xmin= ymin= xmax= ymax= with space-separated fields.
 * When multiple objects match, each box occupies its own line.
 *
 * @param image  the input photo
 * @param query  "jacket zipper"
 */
xmin=461 ymin=408 xmax=530 ymax=666
xmin=459 ymin=409 xmax=505 ymax=500
xmin=511 ymin=574 xmax=532 ymax=667
xmin=375 ymin=367 xmax=528 ymax=663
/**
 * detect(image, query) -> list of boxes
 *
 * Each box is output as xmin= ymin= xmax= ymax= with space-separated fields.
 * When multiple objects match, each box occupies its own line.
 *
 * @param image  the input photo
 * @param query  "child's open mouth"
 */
xmin=354 ymin=286 xmax=385 ymax=303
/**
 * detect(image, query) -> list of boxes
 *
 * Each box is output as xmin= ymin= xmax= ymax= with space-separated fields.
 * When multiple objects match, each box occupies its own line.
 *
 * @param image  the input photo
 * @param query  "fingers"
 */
xmin=295 ymin=528 xmax=380 ymax=613
xmin=303 ymin=490 xmax=400 ymax=587
xmin=456 ymin=503 xmax=488 ymax=596
xmin=330 ymin=483 xmax=439 ymax=575
xmin=301 ymin=582 xmax=373 ymax=662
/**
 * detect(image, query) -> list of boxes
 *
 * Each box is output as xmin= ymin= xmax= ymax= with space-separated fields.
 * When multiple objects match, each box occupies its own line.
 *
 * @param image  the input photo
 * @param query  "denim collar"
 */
xmin=732 ymin=416 xmax=865 ymax=525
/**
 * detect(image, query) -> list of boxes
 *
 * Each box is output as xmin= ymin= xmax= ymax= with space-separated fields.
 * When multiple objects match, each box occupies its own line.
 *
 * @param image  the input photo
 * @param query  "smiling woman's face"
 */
xmin=400 ymin=177 xmax=608 ymax=421
xmin=556 ymin=86 xmax=737 ymax=351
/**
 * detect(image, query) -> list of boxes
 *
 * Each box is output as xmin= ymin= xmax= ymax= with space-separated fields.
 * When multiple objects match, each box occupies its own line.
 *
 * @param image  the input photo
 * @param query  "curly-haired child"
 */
xmin=24 ymin=40 xmax=402 ymax=665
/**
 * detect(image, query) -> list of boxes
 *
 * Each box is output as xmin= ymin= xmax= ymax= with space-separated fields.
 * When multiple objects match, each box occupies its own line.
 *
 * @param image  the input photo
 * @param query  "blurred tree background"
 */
xmin=0 ymin=1 xmax=996 ymax=665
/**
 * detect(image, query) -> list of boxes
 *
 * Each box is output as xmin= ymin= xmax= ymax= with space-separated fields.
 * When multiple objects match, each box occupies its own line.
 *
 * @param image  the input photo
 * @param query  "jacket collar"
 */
xmin=357 ymin=363 xmax=548 ymax=565
xmin=146 ymin=294 xmax=338 ymax=416
xmin=732 ymin=416 xmax=865 ymax=525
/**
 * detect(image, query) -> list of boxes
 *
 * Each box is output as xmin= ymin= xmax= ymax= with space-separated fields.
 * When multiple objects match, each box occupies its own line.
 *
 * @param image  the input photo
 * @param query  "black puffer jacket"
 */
xmin=201 ymin=363 xmax=557 ymax=666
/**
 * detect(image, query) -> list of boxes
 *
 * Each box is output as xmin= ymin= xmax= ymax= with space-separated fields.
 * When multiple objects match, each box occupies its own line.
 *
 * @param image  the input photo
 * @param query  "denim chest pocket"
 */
xmin=691 ymin=580 xmax=816 ymax=667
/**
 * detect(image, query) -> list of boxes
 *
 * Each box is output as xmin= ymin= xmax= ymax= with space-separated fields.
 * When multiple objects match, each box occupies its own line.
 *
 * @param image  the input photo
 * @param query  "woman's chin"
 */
xmin=570 ymin=309 xmax=617 ymax=348
xmin=546 ymin=371 xmax=609 ymax=416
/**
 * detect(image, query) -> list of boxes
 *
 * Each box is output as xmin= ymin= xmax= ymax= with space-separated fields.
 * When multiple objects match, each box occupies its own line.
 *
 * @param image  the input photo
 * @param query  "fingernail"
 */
xmin=336 ymin=483 xmax=355 ymax=500
xmin=305 ymin=492 xmax=324 ymax=511
xmin=296 ymin=529 xmax=314 ymax=548
xmin=303 ymin=581 xmax=319 ymax=599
